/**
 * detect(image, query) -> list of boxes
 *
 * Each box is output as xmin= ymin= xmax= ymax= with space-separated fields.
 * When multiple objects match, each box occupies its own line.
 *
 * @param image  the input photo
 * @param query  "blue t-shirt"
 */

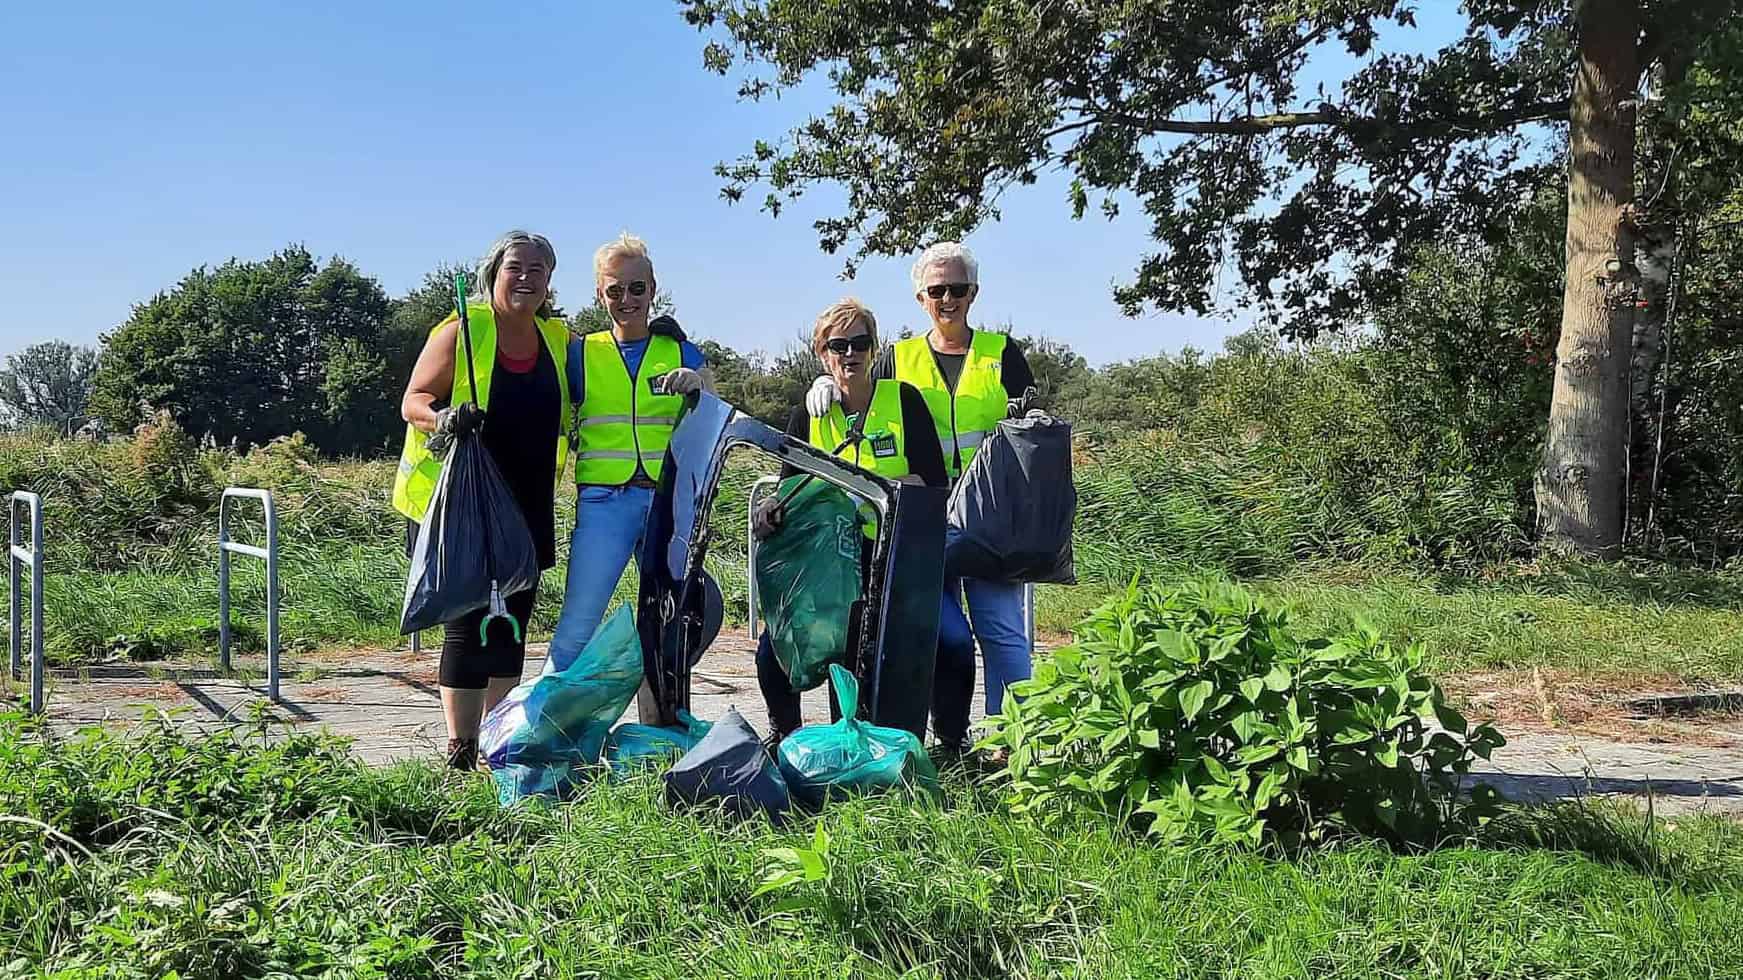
xmin=566 ymin=334 xmax=705 ymax=404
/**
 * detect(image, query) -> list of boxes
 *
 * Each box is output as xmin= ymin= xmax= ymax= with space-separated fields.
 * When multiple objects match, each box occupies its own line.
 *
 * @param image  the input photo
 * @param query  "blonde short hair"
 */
xmin=812 ymin=298 xmax=878 ymax=356
xmin=593 ymin=232 xmax=653 ymax=284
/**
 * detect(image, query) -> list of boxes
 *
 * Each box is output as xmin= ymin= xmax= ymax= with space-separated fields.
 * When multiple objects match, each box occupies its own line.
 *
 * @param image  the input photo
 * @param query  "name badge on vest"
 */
xmin=869 ymin=432 xmax=898 ymax=459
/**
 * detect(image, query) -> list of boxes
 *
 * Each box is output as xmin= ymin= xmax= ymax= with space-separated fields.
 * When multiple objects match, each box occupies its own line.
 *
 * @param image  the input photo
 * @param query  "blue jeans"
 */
xmin=547 ymin=484 xmax=655 ymax=674
xmin=931 ymin=575 xmax=1031 ymax=746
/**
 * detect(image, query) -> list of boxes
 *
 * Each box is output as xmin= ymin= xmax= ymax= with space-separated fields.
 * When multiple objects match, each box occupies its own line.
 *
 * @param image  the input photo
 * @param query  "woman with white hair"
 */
xmin=755 ymin=298 xmax=947 ymax=745
xmin=394 ymin=230 xmax=572 ymax=771
xmin=807 ymin=242 xmax=1036 ymax=759
xmin=546 ymin=233 xmax=711 ymax=675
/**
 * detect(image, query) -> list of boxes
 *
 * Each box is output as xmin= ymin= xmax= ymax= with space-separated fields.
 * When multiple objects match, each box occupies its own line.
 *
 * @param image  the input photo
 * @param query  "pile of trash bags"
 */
xmin=946 ymin=412 xmax=1077 ymax=585
xmin=479 ymin=611 xmax=936 ymax=818
xmin=752 ymin=477 xmax=862 ymax=691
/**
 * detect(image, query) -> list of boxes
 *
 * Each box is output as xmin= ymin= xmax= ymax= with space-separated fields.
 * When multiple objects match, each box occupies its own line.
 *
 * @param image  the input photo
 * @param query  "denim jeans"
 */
xmin=931 ymin=575 xmax=1031 ymax=747
xmin=546 ymin=484 xmax=655 ymax=674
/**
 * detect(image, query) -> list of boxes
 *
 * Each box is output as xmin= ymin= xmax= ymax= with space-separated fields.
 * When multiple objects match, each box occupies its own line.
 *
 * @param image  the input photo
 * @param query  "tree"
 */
xmin=0 ymin=341 xmax=100 ymax=435
xmin=91 ymin=246 xmax=399 ymax=455
xmin=681 ymin=0 xmax=1738 ymax=556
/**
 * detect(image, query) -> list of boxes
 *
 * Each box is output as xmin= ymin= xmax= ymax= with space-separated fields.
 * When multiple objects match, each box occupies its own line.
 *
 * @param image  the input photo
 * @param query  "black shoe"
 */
xmin=445 ymin=737 xmax=479 ymax=772
xmin=932 ymin=738 xmax=971 ymax=768
xmin=762 ymin=730 xmax=789 ymax=760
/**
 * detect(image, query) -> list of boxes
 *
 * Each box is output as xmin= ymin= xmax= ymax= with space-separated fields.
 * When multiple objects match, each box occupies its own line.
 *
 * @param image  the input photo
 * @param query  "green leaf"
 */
xmin=1178 ymin=680 xmax=1214 ymax=722
xmin=1238 ymin=677 xmax=1265 ymax=704
xmin=1263 ymin=664 xmax=1293 ymax=691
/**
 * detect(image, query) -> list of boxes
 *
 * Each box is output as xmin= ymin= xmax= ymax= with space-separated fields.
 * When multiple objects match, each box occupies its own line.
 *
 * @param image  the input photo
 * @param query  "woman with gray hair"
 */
xmin=392 ymin=230 xmax=573 ymax=771
xmin=806 ymin=242 xmax=1036 ymax=761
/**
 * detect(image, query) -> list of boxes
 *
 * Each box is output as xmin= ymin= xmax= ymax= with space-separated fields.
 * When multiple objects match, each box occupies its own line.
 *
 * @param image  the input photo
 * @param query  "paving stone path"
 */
xmin=18 ymin=631 xmax=1743 ymax=817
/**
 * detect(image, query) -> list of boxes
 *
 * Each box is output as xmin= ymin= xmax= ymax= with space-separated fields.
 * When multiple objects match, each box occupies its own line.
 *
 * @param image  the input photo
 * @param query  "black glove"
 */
xmin=427 ymin=402 xmax=483 ymax=454
xmin=1007 ymin=386 xmax=1040 ymax=419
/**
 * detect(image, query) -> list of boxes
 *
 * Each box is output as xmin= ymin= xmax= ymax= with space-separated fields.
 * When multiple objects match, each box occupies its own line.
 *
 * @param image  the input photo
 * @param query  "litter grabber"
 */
xmin=634 ymin=392 xmax=946 ymax=739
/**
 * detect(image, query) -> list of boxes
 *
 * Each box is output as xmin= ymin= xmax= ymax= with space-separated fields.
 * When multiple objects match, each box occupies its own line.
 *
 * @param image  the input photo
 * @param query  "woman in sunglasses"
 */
xmin=806 ymin=242 xmax=1036 ymax=760
xmin=547 ymin=233 xmax=711 ymax=678
xmin=753 ymin=298 xmax=947 ymax=747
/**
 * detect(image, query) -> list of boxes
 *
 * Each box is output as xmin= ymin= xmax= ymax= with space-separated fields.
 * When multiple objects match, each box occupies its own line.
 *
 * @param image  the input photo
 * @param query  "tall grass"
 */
xmin=2 ymin=714 xmax=1740 ymax=977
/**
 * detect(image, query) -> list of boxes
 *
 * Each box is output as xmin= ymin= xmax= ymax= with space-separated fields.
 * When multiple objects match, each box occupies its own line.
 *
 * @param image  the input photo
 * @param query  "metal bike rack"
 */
xmin=8 ymin=492 xmax=44 ymax=715
xmin=218 ymin=488 xmax=280 ymax=702
xmin=744 ymin=474 xmax=1035 ymax=652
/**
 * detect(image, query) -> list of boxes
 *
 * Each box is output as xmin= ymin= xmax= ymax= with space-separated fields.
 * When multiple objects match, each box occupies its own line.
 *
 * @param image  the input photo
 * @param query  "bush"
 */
xmin=982 ymin=579 xmax=1507 ymax=846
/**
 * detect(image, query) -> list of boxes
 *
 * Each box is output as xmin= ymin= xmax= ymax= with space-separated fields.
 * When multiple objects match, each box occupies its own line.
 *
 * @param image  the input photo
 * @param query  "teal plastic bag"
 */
xmin=777 ymin=664 xmax=940 ymax=808
xmin=754 ymin=478 xmax=862 ymax=691
xmin=479 ymin=605 xmax=644 ymax=781
xmin=604 ymin=711 xmax=713 ymax=774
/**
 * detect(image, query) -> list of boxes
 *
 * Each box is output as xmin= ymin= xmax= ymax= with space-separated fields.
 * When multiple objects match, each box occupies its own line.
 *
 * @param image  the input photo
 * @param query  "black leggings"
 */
xmin=439 ymin=587 xmax=538 ymax=689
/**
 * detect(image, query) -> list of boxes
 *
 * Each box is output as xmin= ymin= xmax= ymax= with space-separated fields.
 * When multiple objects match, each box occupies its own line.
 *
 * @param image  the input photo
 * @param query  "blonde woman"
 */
xmin=753 ymin=298 xmax=946 ymax=746
xmin=547 ymin=234 xmax=712 ymax=671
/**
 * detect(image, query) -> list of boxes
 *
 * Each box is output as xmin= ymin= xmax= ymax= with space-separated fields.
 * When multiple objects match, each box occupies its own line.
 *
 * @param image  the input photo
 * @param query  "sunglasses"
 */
xmin=604 ymin=280 xmax=649 ymax=301
xmin=925 ymin=283 xmax=973 ymax=300
xmin=824 ymin=334 xmax=874 ymax=355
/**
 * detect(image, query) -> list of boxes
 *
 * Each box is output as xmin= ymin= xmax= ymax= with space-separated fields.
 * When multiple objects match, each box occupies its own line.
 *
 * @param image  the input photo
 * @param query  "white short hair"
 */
xmin=910 ymin=242 xmax=980 ymax=292
xmin=594 ymin=232 xmax=653 ymax=283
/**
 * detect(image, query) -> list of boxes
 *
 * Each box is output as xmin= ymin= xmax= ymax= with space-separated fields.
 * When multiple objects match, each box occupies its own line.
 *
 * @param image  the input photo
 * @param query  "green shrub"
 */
xmin=982 ymin=579 xmax=1507 ymax=846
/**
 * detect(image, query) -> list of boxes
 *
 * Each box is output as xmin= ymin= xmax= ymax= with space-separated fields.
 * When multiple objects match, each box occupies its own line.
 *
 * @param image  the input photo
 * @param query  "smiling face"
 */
xmin=597 ymin=253 xmax=655 ymax=334
xmin=820 ymin=315 xmax=874 ymax=389
xmin=491 ymin=243 xmax=551 ymax=318
xmin=915 ymin=258 xmax=977 ymax=331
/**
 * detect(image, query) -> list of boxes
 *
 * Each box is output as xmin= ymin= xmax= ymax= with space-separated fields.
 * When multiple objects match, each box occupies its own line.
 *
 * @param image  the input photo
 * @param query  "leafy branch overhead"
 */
xmin=680 ymin=0 xmax=1732 ymax=337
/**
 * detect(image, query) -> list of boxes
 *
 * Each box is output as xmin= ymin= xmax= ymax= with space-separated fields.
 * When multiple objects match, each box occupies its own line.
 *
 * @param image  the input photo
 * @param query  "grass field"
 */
xmin=3 ymin=714 xmax=1741 ymax=978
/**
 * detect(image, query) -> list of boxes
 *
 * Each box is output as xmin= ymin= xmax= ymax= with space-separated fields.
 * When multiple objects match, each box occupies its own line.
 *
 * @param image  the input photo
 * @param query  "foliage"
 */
xmin=1 ymin=713 xmax=1740 ymax=977
xmin=680 ymin=1 xmax=1732 ymax=338
xmin=0 ymin=341 xmax=100 ymax=436
xmin=983 ymin=579 xmax=1506 ymax=846
xmin=89 ymin=245 xmax=404 ymax=456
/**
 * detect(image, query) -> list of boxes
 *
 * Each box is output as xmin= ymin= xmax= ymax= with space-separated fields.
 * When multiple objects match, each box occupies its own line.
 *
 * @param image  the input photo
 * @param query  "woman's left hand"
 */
xmin=655 ymin=368 xmax=705 ymax=396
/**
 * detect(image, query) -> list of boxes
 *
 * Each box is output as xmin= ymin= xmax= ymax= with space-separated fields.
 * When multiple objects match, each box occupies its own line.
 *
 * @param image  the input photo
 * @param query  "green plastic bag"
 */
xmin=604 ymin=711 xmax=713 ymax=775
xmin=753 ymin=477 xmax=862 ymax=691
xmin=777 ymin=664 xmax=940 ymax=808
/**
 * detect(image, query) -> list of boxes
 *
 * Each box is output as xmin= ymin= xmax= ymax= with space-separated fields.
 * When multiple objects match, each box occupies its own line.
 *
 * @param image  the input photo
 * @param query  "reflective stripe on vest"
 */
xmin=574 ymin=331 xmax=684 ymax=485
xmin=809 ymin=379 xmax=910 ymax=539
xmin=390 ymin=305 xmax=572 ymax=521
xmin=890 ymin=330 xmax=1007 ymax=478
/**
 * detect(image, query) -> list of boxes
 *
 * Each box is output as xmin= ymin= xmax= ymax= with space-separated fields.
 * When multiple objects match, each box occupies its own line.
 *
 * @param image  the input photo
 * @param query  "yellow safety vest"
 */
xmin=391 ymin=305 xmax=572 ymax=521
xmin=809 ymin=380 xmax=911 ymax=539
xmin=574 ymin=331 xmax=685 ymax=485
xmin=891 ymin=330 xmax=1007 ymax=478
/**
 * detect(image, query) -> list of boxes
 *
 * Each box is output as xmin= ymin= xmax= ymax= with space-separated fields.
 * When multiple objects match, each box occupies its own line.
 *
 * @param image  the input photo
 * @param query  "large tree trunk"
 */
xmin=1537 ymin=0 xmax=1640 ymax=557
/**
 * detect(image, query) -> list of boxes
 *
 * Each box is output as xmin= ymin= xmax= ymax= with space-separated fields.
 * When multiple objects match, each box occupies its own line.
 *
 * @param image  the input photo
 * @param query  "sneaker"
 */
xmin=931 ymin=738 xmax=971 ymax=768
xmin=445 ymin=737 xmax=479 ymax=773
xmin=762 ymin=730 xmax=789 ymax=759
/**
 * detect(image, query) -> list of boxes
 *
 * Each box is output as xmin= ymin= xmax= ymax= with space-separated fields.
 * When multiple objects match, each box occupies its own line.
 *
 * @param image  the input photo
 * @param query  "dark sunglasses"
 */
xmin=824 ymin=334 xmax=874 ymax=355
xmin=604 ymin=280 xmax=649 ymax=301
xmin=925 ymin=283 xmax=973 ymax=300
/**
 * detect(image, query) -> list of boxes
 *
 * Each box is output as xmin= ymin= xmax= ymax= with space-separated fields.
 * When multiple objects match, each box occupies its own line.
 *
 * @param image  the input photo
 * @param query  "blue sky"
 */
xmin=1 ymin=2 xmax=1465 ymax=367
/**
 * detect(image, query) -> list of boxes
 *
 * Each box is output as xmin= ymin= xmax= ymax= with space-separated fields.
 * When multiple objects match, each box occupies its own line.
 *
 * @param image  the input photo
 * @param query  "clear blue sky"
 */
xmin=0 ymin=2 xmax=1465 ymax=367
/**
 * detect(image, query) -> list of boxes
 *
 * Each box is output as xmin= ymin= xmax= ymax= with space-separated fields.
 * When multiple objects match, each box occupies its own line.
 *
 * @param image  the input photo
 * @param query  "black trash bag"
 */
xmin=945 ymin=413 xmax=1077 ymax=585
xmin=663 ymin=707 xmax=792 ymax=824
xmin=400 ymin=431 xmax=541 ymax=634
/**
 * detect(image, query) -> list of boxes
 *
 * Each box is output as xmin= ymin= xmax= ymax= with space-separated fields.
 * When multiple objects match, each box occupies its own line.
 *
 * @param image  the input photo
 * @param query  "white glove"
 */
xmin=805 ymin=375 xmax=840 ymax=417
xmin=655 ymin=368 xmax=704 ymax=396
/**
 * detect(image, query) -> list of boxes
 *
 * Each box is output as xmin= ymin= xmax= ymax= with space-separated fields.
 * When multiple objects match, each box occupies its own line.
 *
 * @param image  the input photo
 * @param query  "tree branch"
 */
xmin=1099 ymin=99 xmax=1571 ymax=137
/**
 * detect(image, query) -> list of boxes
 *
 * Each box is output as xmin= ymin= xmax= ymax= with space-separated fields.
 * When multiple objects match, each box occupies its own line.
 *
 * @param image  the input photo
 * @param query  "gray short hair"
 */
xmin=910 ymin=242 xmax=980 ymax=292
xmin=474 ymin=230 xmax=559 ymax=318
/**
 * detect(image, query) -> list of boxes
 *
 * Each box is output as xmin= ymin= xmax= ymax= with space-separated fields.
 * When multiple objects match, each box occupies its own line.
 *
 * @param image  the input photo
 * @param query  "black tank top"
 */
xmin=480 ymin=340 xmax=560 ymax=569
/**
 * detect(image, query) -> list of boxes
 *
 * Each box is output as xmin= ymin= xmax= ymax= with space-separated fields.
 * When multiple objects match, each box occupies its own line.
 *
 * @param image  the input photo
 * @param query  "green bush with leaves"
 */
xmin=982 ymin=579 xmax=1507 ymax=846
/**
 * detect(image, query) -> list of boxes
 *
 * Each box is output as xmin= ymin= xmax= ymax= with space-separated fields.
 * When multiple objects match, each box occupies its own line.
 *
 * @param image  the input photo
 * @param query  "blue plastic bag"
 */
xmin=479 ymin=605 xmax=643 ymax=776
xmin=604 ymin=711 xmax=713 ymax=774
xmin=664 ymin=707 xmax=793 ymax=824
xmin=777 ymin=664 xmax=940 ymax=809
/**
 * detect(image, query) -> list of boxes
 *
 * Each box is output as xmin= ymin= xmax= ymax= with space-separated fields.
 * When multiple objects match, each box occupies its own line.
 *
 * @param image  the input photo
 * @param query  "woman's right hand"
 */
xmin=752 ymin=496 xmax=786 ymax=540
xmin=805 ymin=375 xmax=840 ymax=418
